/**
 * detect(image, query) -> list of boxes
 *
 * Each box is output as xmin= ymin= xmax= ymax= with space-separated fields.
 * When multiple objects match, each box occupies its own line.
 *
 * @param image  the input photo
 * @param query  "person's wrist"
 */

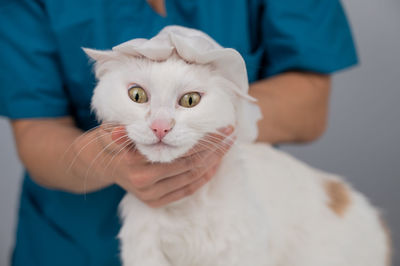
xmin=70 ymin=128 xmax=116 ymax=188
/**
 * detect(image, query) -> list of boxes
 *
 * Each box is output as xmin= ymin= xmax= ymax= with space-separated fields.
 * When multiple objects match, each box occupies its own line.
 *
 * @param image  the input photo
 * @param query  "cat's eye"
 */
xmin=128 ymin=85 xmax=148 ymax=103
xmin=179 ymin=92 xmax=201 ymax=108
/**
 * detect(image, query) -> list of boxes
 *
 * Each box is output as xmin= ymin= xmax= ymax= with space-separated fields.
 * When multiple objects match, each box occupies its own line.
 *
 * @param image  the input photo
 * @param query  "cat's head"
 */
xmin=84 ymin=28 xmax=261 ymax=163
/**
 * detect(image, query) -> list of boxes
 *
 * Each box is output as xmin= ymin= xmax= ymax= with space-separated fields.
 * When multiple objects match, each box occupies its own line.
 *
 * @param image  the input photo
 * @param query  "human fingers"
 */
xmin=94 ymin=124 xmax=128 ymax=153
xmin=113 ymin=140 xmax=210 ymax=193
xmin=130 ymin=127 xmax=235 ymax=193
xmin=110 ymin=126 xmax=132 ymax=145
xmin=97 ymin=125 xmax=137 ymax=157
xmin=199 ymin=132 xmax=236 ymax=157
xmin=185 ymin=125 xmax=234 ymax=156
xmin=134 ymin=157 xmax=222 ymax=202
xmin=124 ymin=148 xmax=212 ymax=190
xmin=145 ymin=163 xmax=219 ymax=208
xmin=114 ymin=126 xmax=234 ymax=200
xmin=149 ymin=134 xmax=235 ymax=185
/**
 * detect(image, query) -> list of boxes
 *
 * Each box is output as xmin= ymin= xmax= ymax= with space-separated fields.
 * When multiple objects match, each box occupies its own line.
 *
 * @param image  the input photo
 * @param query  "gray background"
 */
xmin=0 ymin=0 xmax=399 ymax=265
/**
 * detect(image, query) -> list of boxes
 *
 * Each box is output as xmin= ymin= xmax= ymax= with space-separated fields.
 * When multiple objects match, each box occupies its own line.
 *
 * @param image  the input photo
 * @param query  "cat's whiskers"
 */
xmin=203 ymin=133 xmax=237 ymax=150
xmin=203 ymin=135 xmax=236 ymax=147
xmin=66 ymin=129 xmax=126 ymax=174
xmin=66 ymin=131 xmax=113 ymax=173
xmin=205 ymin=131 xmax=237 ymax=142
xmin=200 ymin=134 xmax=237 ymax=153
xmin=196 ymin=141 xmax=229 ymax=158
xmin=187 ymin=145 xmax=207 ymax=169
xmin=111 ymin=143 xmax=138 ymax=179
xmin=193 ymin=146 xmax=208 ymax=162
xmin=102 ymin=137 xmax=133 ymax=177
xmin=97 ymin=131 xmax=130 ymax=166
xmin=83 ymin=133 xmax=130 ymax=195
xmin=200 ymin=139 xmax=235 ymax=157
xmin=86 ymin=137 xmax=133 ymax=197
xmin=61 ymin=122 xmax=119 ymax=163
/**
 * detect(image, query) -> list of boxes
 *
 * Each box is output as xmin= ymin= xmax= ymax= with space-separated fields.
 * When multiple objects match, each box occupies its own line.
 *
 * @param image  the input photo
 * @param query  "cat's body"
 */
xmin=85 ymin=26 xmax=390 ymax=266
xmin=119 ymin=143 xmax=388 ymax=266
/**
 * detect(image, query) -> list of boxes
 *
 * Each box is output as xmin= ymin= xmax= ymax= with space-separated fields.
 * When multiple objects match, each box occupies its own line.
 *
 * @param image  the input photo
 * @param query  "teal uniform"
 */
xmin=0 ymin=1 xmax=357 ymax=265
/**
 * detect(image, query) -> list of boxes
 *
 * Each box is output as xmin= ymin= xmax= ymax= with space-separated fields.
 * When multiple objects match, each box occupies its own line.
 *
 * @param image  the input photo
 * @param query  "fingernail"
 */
xmin=219 ymin=125 xmax=234 ymax=135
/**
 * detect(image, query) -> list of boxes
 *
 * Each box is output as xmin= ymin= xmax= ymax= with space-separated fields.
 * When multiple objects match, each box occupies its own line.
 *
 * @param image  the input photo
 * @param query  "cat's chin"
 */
xmin=135 ymin=142 xmax=192 ymax=163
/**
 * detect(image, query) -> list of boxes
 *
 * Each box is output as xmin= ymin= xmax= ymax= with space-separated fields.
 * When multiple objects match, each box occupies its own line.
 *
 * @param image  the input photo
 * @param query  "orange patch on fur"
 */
xmin=379 ymin=217 xmax=392 ymax=266
xmin=324 ymin=180 xmax=351 ymax=217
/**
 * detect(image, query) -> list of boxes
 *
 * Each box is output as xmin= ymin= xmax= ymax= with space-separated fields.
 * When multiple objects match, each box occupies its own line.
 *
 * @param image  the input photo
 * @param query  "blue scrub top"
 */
xmin=0 ymin=1 xmax=357 ymax=265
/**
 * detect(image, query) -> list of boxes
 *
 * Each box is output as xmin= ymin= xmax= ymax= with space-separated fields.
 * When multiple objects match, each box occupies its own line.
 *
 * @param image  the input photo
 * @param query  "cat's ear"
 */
xmin=82 ymin=48 xmax=118 ymax=63
xmin=212 ymin=77 xmax=262 ymax=141
xmin=82 ymin=48 xmax=120 ymax=78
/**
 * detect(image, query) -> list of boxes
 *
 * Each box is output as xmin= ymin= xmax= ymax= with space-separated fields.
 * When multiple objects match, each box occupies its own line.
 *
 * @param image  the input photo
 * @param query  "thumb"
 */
xmin=111 ymin=126 xmax=130 ymax=145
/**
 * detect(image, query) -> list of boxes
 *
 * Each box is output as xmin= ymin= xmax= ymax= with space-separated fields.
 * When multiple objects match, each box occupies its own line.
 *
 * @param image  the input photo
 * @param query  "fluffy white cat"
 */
xmin=84 ymin=26 xmax=391 ymax=266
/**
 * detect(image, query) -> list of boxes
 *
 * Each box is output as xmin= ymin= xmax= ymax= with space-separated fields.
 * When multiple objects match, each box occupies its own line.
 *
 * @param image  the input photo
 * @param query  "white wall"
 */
xmin=281 ymin=0 xmax=400 ymax=264
xmin=0 ymin=119 xmax=22 ymax=265
xmin=0 ymin=0 xmax=399 ymax=265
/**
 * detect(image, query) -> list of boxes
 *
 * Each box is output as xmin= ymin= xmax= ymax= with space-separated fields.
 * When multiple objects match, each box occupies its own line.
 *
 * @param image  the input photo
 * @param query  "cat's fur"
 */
xmin=85 ymin=27 xmax=390 ymax=266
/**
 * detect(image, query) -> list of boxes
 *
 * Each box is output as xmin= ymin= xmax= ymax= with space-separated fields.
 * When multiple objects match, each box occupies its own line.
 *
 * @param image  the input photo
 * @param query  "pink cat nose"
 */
xmin=150 ymin=119 xmax=175 ymax=140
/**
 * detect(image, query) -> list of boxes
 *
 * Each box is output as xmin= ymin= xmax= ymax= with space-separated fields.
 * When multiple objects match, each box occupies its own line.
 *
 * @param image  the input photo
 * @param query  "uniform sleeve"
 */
xmin=0 ymin=0 xmax=69 ymax=119
xmin=260 ymin=0 xmax=358 ymax=77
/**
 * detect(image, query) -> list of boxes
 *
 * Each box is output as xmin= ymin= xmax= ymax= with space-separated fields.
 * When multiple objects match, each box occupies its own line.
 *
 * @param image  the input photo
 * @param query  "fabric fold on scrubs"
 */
xmin=259 ymin=0 xmax=358 ymax=77
xmin=0 ymin=1 xmax=69 ymax=119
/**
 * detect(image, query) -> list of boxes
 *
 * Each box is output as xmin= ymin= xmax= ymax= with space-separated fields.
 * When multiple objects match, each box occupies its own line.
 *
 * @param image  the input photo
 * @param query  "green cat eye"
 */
xmin=128 ymin=85 xmax=148 ymax=103
xmin=179 ymin=92 xmax=201 ymax=108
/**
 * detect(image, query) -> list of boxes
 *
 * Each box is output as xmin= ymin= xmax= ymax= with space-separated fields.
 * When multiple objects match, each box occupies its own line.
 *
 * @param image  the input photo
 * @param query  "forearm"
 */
xmin=10 ymin=117 xmax=235 ymax=207
xmin=11 ymin=117 xmax=114 ymax=193
xmin=9 ymin=71 xmax=329 ymax=192
xmin=249 ymin=71 xmax=331 ymax=144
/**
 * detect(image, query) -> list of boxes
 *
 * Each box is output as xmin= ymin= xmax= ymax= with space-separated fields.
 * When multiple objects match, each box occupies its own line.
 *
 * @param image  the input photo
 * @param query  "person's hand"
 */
xmin=96 ymin=124 xmax=235 ymax=208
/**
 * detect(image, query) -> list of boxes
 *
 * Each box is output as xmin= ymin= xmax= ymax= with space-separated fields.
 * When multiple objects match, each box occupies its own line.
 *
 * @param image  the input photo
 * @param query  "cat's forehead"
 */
xmin=126 ymin=57 xmax=212 ymax=94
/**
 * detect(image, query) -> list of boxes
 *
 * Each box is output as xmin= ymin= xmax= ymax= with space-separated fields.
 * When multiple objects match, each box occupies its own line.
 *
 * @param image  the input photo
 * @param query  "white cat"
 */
xmin=84 ymin=26 xmax=391 ymax=266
